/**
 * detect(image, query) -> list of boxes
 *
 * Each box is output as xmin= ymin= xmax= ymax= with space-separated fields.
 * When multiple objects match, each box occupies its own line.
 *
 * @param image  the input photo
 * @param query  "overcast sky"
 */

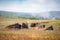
xmin=0 ymin=0 xmax=60 ymax=13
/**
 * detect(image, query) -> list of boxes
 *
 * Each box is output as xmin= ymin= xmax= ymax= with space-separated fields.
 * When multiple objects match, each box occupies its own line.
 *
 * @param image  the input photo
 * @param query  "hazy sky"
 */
xmin=0 ymin=0 xmax=60 ymax=13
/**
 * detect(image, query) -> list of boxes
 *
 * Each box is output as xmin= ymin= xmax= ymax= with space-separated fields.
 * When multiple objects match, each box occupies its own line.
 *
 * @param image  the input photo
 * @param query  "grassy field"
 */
xmin=0 ymin=19 xmax=60 ymax=40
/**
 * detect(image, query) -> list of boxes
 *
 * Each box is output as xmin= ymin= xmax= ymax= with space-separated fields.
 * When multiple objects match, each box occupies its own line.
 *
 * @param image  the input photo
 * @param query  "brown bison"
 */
xmin=6 ymin=23 xmax=21 ymax=29
xmin=30 ymin=23 xmax=45 ymax=29
xmin=40 ymin=24 xmax=45 ymax=28
xmin=45 ymin=25 xmax=53 ymax=30
xmin=21 ymin=23 xmax=28 ymax=29
xmin=30 ymin=23 xmax=38 ymax=27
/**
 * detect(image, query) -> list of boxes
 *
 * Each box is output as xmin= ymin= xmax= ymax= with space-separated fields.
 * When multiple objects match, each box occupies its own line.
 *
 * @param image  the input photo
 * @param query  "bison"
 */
xmin=30 ymin=23 xmax=38 ymax=27
xmin=21 ymin=23 xmax=28 ymax=29
xmin=30 ymin=23 xmax=46 ymax=29
xmin=35 ymin=23 xmax=45 ymax=28
xmin=6 ymin=23 xmax=21 ymax=29
xmin=45 ymin=25 xmax=53 ymax=30
xmin=42 ymin=24 xmax=45 ymax=28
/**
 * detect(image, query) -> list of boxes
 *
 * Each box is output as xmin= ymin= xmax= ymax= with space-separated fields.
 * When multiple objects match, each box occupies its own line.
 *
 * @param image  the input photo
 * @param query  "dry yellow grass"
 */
xmin=0 ymin=19 xmax=60 ymax=40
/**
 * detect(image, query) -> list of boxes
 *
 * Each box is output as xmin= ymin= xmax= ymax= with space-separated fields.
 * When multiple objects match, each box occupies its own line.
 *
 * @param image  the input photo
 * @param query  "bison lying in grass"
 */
xmin=6 ymin=23 xmax=21 ymax=29
xmin=22 ymin=23 xmax=28 ymax=29
xmin=45 ymin=25 xmax=53 ymax=30
xmin=30 ymin=23 xmax=38 ymax=27
xmin=6 ymin=23 xmax=28 ymax=29
xmin=30 ymin=23 xmax=53 ymax=30
xmin=30 ymin=23 xmax=45 ymax=28
xmin=6 ymin=23 xmax=54 ymax=30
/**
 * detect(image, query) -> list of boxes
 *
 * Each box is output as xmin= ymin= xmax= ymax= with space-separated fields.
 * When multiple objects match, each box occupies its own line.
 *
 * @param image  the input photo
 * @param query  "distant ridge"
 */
xmin=0 ymin=11 xmax=60 ymax=20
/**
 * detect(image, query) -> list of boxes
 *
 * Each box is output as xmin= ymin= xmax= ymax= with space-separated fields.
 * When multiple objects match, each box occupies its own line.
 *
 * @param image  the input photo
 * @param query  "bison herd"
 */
xmin=6 ymin=22 xmax=54 ymax=31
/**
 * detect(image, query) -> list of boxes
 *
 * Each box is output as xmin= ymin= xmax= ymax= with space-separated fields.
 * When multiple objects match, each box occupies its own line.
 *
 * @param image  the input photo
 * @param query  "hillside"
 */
xmin=0 ymin=11 xmax=60 ymax=20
